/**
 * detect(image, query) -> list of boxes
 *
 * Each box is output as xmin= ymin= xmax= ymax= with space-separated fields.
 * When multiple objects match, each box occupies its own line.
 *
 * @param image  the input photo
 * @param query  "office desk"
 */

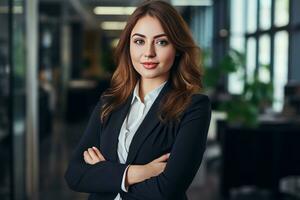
xmin=217 ymin=118 xmax=300 ymax=199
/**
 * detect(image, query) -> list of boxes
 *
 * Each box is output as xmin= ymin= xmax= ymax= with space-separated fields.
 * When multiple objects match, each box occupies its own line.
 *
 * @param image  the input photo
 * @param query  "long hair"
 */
xmin=100 ymin=0 xmax=203 ymax=123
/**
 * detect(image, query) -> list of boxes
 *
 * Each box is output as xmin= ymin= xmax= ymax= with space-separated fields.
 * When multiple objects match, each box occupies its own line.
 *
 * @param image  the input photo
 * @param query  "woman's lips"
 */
xmin=142 ymin=62 xmax=159 ymax=69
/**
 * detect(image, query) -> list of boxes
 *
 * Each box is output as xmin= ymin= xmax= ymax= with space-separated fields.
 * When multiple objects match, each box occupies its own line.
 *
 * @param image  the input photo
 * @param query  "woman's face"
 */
xmin=130 ymin=15 xmax=176 ymax=83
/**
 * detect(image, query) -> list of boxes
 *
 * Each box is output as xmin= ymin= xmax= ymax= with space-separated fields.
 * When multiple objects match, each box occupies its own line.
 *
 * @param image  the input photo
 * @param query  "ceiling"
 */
xmin=39 ymin=0 xmax=212 ymax=42
xmin=40 ymin=0 xmax=184 ymax=28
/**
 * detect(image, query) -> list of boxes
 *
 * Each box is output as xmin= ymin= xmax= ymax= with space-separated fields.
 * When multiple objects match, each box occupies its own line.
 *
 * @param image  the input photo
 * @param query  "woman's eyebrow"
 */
xmin=131 ymin=33 xmax=167 ymax=39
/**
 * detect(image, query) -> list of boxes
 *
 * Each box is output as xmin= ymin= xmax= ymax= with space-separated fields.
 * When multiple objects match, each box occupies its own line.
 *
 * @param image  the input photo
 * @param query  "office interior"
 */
xmin=1 ymin=0 xmax=300 ymax=199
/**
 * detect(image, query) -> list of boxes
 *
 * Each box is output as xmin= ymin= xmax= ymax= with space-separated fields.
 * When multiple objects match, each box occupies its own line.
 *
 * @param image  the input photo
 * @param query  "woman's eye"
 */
xmin=156 ymin=40 xmax=169 ymax=46
xmin=134 ymin=39 xmax=145 ymax=45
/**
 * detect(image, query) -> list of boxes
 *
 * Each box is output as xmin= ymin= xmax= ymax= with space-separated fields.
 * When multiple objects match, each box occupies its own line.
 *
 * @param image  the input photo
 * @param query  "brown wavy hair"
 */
xmin=100 ymin=0 xmax=203 ymax=123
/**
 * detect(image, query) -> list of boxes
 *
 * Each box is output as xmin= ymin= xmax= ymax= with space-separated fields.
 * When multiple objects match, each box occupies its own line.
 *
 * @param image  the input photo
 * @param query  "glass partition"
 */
xmin=0 ymin=0 xmax=26 ymax=199
xmin=0 ymin=0 xmax=12 ymax=198
xmin=11 ymin=0 xmax=26 ymax=199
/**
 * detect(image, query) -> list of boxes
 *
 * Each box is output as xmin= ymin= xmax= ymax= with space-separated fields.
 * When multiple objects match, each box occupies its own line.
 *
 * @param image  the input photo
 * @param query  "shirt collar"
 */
xmin=132 ymin=80 xmax=167 ymax=104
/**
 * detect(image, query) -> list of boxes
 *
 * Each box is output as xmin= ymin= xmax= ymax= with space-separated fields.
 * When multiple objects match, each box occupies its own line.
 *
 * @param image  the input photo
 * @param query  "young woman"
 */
xmin=65 ymin=1 xmax=211 ymax=200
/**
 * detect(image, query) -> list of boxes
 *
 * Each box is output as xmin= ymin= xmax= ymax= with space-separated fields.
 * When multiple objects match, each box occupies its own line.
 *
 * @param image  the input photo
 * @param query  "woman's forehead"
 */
xmin=130 ymin=15 xmax=166 ymax=38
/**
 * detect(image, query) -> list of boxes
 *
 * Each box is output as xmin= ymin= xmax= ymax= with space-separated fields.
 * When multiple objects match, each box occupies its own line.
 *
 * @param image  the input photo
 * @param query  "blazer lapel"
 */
xmin=126 ymin=81 xmax=172 ymax=164
xmin=101 ymin=93 xmax=133 ymax=162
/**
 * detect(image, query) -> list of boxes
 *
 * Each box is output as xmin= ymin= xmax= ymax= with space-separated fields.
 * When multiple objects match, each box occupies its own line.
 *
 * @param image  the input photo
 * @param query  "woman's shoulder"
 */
xmin=92 ymin=95 xmax=107 ymax=112
xmin=190 ymin=93 xmax=211 ymax=107
xmin=182 ymin=93 xmax=211 ymax=116
xmin=176 ymin=93 xmax=211 ymax=125
xmin=99 ymin=93 xmax=110 ymax=105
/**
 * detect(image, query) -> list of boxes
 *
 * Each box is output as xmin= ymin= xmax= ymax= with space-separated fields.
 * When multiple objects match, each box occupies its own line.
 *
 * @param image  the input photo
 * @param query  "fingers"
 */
xmin=160 ymin=162 xmax=167 ymax=173
xmin=83 ymin=147 xmax=105 ymax=165
xmin=153 ymin=153 xmax=170 ymax=163
xmin=83 ymin=150 xmax=93 ymax=164
xmin=88 ymin=148 xmax=100 ymax=161
xmin=92 ymin=146 xmax=106 ymax=161
xmin=147 ymin=162 xmax=167 ymax=178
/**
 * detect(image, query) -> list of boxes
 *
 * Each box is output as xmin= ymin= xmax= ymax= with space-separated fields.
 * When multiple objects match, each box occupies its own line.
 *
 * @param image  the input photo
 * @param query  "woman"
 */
xmin=65 ymin=0 xmax=211 ymax=200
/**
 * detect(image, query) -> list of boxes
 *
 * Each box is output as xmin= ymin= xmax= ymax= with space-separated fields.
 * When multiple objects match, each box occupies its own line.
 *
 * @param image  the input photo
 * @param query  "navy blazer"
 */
xmin=65 ymin=81 xmax=211 ymax=200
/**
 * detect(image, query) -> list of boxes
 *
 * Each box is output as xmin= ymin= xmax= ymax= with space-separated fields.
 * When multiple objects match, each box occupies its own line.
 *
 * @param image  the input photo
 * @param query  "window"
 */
xmin=259 ymin=0 xmax=271 ymax=30
xmin=229 ymin=0 xmax=292 ymax=112
xmin=246 ymin=0 xmax=257 ymax=33
xmin=274 ymin=31 xmax=288 ymax=111
xmin=246 ymin=38 xmax=256 ymax=83
xmin=228 ymin=0 xmax=245 ymax=94
xmin=258 ymin=34 xmax=270 ymax=83
xmin=274 ymin=0 xmax=289 ymax=27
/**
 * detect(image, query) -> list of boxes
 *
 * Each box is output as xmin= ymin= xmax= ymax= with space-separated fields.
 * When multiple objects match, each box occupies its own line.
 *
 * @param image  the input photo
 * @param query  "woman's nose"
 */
xmin=144 ymin=43 xmax=156 ymax=58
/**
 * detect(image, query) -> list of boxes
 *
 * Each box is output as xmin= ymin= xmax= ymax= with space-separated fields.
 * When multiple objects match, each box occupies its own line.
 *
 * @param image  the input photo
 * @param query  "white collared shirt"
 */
xmin=114 ymin=81 xmax=166 ymax=200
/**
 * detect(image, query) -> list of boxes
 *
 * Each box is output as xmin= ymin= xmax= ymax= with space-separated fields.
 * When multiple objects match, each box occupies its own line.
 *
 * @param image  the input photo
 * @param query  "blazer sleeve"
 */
xmin=126 ymin=95 xmax=211 ymax=200
xmin=64 ymin=100 xmax=129 ymax=193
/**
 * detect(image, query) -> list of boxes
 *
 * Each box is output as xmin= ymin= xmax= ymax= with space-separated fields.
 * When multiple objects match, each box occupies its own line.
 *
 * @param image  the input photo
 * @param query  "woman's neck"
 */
xmin=138 ymin=78 xmax=167 ymax=102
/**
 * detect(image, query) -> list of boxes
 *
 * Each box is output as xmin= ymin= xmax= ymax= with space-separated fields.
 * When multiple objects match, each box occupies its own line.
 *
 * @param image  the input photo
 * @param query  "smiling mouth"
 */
xmin=141 ymin=62 xmax=159 ymax=69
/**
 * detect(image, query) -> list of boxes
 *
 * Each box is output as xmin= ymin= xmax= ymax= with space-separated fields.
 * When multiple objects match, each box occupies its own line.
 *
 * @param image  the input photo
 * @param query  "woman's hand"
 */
xmin=126 ymin=153 xmax=170 ymax=187
xmin=83 ymin=146 xmax=106 ymax=165
xmin=144 ymin=153 xmax=170 ymax=178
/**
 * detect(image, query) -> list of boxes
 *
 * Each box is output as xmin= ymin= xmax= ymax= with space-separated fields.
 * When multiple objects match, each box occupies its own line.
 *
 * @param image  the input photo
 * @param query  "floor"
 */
xmin=39 ymin=118 xmax=88 ymax=200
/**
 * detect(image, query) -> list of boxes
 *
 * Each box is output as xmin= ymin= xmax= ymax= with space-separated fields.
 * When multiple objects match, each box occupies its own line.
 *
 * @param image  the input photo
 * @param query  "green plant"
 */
xmin=204 ymin=49 xmax=245 ymax=89
xmin=203 ymin=49 xmax=273 ymax=127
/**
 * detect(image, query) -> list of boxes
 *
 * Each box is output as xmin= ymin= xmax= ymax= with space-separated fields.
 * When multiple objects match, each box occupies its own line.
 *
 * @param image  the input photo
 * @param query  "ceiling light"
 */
xmin=101 ymin=21 xmax=127 ymax=30
xmin=94 ymin=6 xmax=136 ymax=15
xmin=171 ymin=0 xmax=213 ymax=6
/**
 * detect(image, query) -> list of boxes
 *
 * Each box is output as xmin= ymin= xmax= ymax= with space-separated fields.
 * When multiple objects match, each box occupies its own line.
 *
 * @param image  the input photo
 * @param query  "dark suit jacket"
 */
xmin=65 ymin=81 xmax=211 ymax=200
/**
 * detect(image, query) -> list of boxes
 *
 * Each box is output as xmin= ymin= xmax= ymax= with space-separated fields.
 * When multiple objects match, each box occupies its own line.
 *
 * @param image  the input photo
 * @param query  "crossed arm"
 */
xmin=64 ymin=101 xmax=170 ymax=193
xmin=83 ymin=146 xmax=170 ymax=189
xmin=65 ymin=95 xmax=211 ymax=199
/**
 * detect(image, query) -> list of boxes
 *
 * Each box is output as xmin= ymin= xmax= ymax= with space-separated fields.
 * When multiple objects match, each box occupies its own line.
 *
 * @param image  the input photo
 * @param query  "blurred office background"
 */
xmin=1 ymin=0 xmax=300 ymax=199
